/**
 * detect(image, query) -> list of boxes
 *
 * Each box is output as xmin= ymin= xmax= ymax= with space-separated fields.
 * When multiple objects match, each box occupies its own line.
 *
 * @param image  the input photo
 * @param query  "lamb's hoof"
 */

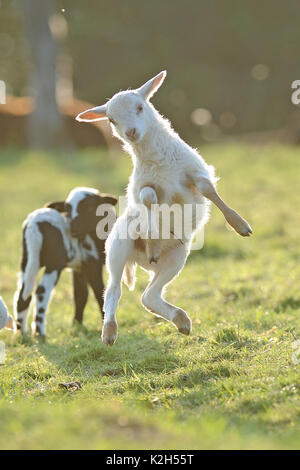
xmin=32 ymin=328 xmax=46 ymax=342
xmin=173 ymin=309 xmax=191 ymax=336
xmin=227 ymin=211 xmax=253 ymax=237
xmin=234 ymin=217 xmax=252 ymax=237
xmin=240 ymin=222 xmax=252 ymax=237
xmin=102 ymin=321 xmax=118 ymax=346
xmin=149 ymin=255 xmax=159 ymax=264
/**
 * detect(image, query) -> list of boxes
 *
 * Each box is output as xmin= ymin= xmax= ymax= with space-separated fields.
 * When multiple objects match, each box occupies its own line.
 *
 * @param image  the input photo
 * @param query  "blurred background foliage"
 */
xmin=0 ymin=0 xmax=300 ymax=146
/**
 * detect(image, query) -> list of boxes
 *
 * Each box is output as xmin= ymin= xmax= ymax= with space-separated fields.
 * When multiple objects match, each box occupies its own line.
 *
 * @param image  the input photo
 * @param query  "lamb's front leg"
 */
xmin=195 ymin=176 xmax=252 ymax=237
xmin=102 ymin=218 xmax=134 ymax=345
xmin=139 ymin=186 xmax=161 ymax=263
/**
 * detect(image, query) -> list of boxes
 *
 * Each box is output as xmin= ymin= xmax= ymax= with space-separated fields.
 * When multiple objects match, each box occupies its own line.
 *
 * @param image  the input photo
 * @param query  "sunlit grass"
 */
xmin=0 ymin=144 xmax=299 ymax=449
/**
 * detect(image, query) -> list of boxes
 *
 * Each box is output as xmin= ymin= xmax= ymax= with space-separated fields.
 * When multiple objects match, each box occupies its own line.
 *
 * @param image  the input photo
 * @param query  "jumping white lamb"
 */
xmin=76 ymin=71 xmax=252 ymax=345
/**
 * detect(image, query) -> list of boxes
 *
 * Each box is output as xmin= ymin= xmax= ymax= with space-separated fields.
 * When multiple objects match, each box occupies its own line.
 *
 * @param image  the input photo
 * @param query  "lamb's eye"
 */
xmin=109 ymin=117 xmax=116 ymax=125
xmin=137 ymin=105 xmax=143 ymax=114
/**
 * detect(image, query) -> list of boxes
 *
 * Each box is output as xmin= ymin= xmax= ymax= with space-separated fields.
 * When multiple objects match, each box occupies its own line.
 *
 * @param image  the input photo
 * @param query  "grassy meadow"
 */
xmin=0 ymin=143 xmax=300 ymax=449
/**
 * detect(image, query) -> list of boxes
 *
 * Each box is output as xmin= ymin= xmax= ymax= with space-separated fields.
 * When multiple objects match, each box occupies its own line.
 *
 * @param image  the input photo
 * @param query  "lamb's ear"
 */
xmin=45 ymin=201 xmax=71 ymax=214
xmin=76 ymin=104 xmax=107 ymax=122
xmin=100 ymin=194 xmax=118 ymax=206
xmin=137 ymin=71 xmax=167 ymax=100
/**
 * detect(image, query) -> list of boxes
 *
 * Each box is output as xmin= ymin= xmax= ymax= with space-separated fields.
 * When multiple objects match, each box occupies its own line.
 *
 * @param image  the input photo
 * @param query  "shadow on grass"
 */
xmin=36 ymin=326 xmax=179 ymax=380
xmin=275 ymin=296 xmax=300 ymax=313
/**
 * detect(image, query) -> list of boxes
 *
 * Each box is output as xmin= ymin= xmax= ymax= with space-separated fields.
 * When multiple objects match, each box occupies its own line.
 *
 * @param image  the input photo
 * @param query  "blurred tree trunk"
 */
xmin=21 ymin=0 xmax=71 ymax=148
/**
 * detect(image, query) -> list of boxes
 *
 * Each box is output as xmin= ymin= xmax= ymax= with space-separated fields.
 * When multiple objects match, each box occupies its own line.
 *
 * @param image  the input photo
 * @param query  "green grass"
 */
xmin=0 ymin=143 xmax=300 ymax=449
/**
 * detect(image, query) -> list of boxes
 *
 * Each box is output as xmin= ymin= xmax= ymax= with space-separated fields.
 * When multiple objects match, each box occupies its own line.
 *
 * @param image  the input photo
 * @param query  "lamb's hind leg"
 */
xmin=14 ymin=280 xmax=32 ymax=335
xmin=102 ymin=219 xmax=134 ymax=345
xmin=142 ymin=244 xmax=191 ymax=335
xmin=32 ymin=269 xmax=61 ymax=338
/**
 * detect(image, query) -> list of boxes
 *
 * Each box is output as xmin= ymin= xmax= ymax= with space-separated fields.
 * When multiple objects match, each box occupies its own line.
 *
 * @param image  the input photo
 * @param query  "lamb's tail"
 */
xmin=122 ymin=261 xmax=137 ymax=291
xmin=16 ymin=223 xmax=42 ymax=303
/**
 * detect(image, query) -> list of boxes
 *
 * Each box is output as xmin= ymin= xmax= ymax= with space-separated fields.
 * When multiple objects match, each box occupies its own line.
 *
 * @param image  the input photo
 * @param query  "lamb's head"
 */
xmin=76 ymin=71 xmax=167 ymax=144
xmin=47 ymin=187 xmax=117 ymax=240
